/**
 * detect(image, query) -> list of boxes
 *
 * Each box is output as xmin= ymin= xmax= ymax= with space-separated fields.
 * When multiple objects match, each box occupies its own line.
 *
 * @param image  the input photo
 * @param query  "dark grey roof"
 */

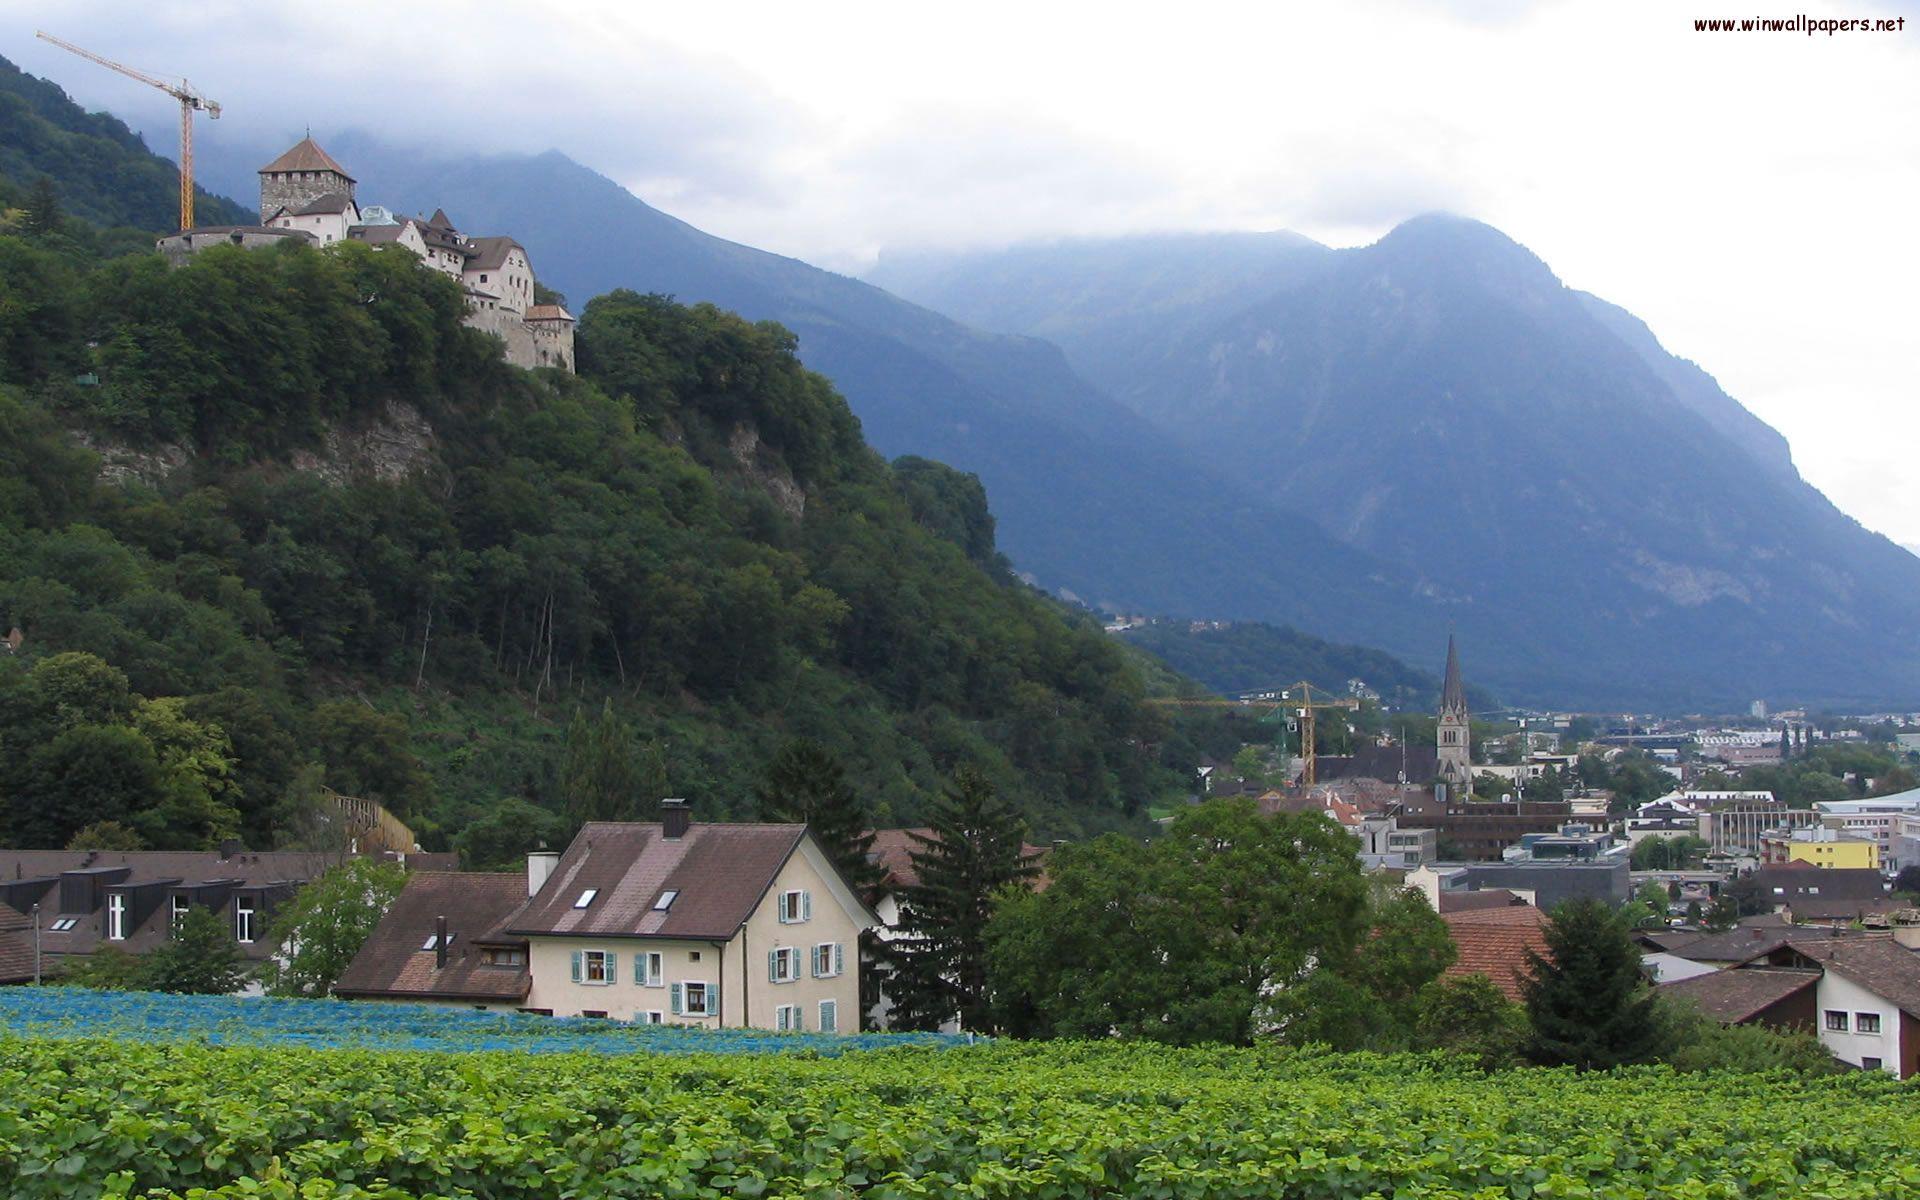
xmin=1441 ymin=635 xmax=1467 ymax=712
xmin=1749 ymin=865 xmax=1888 ymax=903
xmin=288 ymin=193 xmax=355 ymax=217
xmin=466 ymin=236 xmax=525 ymax=272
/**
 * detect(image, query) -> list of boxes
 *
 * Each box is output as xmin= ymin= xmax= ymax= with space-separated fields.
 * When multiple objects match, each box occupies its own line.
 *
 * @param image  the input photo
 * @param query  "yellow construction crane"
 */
xmin=1149 ymin=681 xmax=1361 ymax=788
xmin=36 ymin=31 xmax=221 ymax=232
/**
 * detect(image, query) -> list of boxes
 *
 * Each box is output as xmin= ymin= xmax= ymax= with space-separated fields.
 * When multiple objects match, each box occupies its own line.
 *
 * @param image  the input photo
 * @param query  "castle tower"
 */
xmin=258 ymin=137 xmax=356 ymax=221
xmin=1435 ymin=635 xmax=1473 ymax=794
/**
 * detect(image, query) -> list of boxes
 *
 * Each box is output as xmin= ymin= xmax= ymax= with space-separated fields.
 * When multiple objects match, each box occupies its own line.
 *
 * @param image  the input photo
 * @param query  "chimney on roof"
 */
xmin=435 ymin=915 xmax=448 ymax=970
xmin=526 ymin=850 xmax=559 ymax=898
xmin=662 ymin=798 xmax=690 ymax=840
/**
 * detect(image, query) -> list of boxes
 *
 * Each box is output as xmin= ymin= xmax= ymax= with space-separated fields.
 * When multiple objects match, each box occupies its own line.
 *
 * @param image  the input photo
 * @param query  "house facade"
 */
xmin=339 ymin=804 xmax=878 ymax=1031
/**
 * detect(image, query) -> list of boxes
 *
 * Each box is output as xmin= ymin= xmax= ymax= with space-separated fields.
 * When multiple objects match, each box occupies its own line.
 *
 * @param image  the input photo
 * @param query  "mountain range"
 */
xmin=160 ymin=132 xmax=1920 ymax=709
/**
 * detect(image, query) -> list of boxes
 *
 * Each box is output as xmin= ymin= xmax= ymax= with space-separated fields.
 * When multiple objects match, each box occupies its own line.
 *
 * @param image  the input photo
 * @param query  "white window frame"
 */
xmin=775 ymin=1003 xmax=805 ymax=1032
xmin=811 ymin=942 xmax=844 ymax=978
xmin=778 ymin=889 xmax=812 ymax=924
xmin=679 ymin=980 xmax=715 ymax=1017
xmin=573 ymin=889 xmax=598 ymax=909
xmin=635 ymin=950 xmax=665 ymax=987
xmin=645 ymin=1011 xmax=663 ymax=1025
xmin=171 ymin=895 xmax=190 ymax=927
xmin=770 ymin=946 xmax=801 ymax=984
xmin=581 ymin=949 xmax=614 ymax=985
xmin=106 ymin=893 xmax=126 ymax=941
xmin=235 ymin=899 xmax=256 ymax=944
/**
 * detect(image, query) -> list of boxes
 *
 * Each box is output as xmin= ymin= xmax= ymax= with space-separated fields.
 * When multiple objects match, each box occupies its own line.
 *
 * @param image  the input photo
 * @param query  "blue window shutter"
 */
xmin=710 ymin=980 xmax=719 ymax=1016
xmin=634 ymin=955 xmax=644 ymax=984
xmin=821 ymin=1000 xmax=836 ymax=1033
xmin=605 ymin=952 xmax=617 ymax=982
xmin=768 ymin=949 xmax=780 ymax=982
xmin=801 ymin=891 xmax=812 ymax=921
xmin=794 ymin=1003 xmax=804 ymax=1032
xmin=570 ymin=950 xmax=582 ymax=983
xmin=834 ymin=942 xmax=844 ymax=976
xmin=670 ymin=982 xmax=683 ymax=1015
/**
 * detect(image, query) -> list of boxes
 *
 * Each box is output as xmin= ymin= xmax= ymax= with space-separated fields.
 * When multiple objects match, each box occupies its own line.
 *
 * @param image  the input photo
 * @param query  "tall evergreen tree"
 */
xmin=560 ymin=699 xmax=643 ymax=825
xmin=22 ymin=177 xmax=61 ymax=237
xmin=889 ymin=766 xmax=1038 ymax=1032
xmin=754 ymin=738 xmax=883 ymax=894
xmin=1522 ymin=898 xmax=1669 ymax=1069
xmin=1779 ymin=723 xmax=1792 ymax=760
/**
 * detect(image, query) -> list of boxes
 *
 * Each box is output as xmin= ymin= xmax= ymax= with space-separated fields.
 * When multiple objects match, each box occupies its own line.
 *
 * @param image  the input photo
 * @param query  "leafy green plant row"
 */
xmin=3 ymin=1038 xmax=1917 ymax=1199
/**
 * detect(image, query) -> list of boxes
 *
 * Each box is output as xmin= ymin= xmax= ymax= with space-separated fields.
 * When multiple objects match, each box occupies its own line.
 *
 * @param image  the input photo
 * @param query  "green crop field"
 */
xmin=3 ymin=1035 xmax=1918 ymax=1199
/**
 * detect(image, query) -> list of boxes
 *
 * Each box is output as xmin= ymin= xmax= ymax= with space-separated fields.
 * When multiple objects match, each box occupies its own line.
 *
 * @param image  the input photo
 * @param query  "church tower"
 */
xmin=1435 ymin=635 xmax=1473 ymax=795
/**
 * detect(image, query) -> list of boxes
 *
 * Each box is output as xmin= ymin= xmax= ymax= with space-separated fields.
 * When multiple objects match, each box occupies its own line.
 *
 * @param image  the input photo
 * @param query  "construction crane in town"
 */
xmin=36 ymin=31 xmax=220 ymax=232
xmin=1149 ymin=681 xmax=1362 ymax=788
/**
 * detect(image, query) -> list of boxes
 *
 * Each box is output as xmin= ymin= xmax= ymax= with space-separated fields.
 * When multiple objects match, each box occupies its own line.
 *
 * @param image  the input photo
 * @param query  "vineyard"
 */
xmin=3 ymin=1026 xmax=1919 ymax=1200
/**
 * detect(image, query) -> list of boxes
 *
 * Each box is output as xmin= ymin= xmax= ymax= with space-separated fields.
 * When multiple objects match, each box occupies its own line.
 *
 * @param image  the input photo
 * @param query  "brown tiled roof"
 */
xmin=466 ymin=236 xmax=524 ymax=272
xmin=0 ymin=902 xmax=34 ymax=984
xmin=334 ymin=872 xmax=531 ymax=1002
xmin=1812 ymin=939 xmax=1920 ymax=1018
xmin=1438 ymin=889 xmax=1523 ymax=913
xmin=1441 ymin=904 xmax=1549 ymax=1001
xmin=1660 ymin=967 xmax=1821 ymax=1023
xmin=1666 ymin=925 xmax=1852 ymax=964
xmin=506 ymin=822 xmax=810 ymax=941
xmin=524 ymin=304 xmax=574 ymax=323
xmin=259 ymin=137 xmax=354 ymax=180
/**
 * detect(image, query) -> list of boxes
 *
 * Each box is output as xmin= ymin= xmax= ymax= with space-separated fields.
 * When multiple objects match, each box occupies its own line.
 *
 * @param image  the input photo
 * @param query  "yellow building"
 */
xmin=1763 ymin=826 xmax=1881 ymax=871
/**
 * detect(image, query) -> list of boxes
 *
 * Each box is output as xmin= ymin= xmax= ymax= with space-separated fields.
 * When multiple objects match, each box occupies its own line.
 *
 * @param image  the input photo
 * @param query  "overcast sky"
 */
xmin=6 ymin=0 xmax=1917 ymax=543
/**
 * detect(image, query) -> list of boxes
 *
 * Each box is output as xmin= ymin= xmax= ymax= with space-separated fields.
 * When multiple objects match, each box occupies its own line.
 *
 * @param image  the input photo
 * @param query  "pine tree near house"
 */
xmin=1522 ymin=898 xmax=1669 ymax=1069
xmin=754 ymin=739 xmax=884 ymax=895
xmin=889 ymin=766 xmax=1039 ymax=1032
xmin=1779 ymin=723 xmax=1792 ymax=760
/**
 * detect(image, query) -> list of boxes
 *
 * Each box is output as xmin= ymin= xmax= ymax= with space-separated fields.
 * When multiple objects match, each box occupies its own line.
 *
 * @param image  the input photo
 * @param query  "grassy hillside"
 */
xmin=0 ymin=55 xmax=253 ymax=232
xmin=0 ymin=222 xmax=1219 ymax=853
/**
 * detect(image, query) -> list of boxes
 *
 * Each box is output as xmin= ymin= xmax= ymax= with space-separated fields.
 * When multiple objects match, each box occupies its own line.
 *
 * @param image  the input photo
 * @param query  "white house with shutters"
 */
xmin=500 ymin=804 xmax=876 ymax=1030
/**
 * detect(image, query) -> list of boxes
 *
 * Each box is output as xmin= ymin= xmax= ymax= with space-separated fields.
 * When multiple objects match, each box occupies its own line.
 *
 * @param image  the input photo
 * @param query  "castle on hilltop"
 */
xmin=157 ymin=137 xmax=573 ymax=372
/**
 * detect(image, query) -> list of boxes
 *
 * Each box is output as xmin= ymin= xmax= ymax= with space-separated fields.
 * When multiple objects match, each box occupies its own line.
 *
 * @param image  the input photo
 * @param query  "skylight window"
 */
xmin=652 ymin=889 xmax=679 ymax=912
xmin=422 ymin=933 xmax=453 ymax=951
xmin=573 ymin=889 xmax=598 ymax=909
xmin=49 ymin=918 xmax=77 ymax=932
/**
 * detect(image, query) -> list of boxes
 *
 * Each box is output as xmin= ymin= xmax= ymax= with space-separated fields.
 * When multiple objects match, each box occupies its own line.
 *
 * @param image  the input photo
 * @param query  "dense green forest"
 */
xmin=1 ymin=55 xmax=253 ymax=233
xmin=0 ymin=198 xmax=1227 ymax=855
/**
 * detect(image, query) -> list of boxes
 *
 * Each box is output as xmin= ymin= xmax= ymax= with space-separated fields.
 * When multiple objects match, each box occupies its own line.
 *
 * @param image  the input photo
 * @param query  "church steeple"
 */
xmin=1441 ymin=634 xmax=1467 ymax=714
xmin=1435 ymin=635 xmax=1473 ymax=793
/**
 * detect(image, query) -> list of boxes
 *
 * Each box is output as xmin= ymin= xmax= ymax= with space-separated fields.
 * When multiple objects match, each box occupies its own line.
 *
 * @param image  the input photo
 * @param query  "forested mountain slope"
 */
xmin=0 ymin=221 xmax=1225 ymax=855
xmin=0 ymin=56 xmax=251 ymax=233
xmin=179 ymin=134 xmax=1441 ymax=656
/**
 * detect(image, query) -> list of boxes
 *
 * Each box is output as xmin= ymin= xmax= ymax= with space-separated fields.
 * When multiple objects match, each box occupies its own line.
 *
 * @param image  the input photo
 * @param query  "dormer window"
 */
xmin=573 ymin=889 xmax=598 ymax=909
xmin=652 ymin=890 xmax=678 ymax=912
